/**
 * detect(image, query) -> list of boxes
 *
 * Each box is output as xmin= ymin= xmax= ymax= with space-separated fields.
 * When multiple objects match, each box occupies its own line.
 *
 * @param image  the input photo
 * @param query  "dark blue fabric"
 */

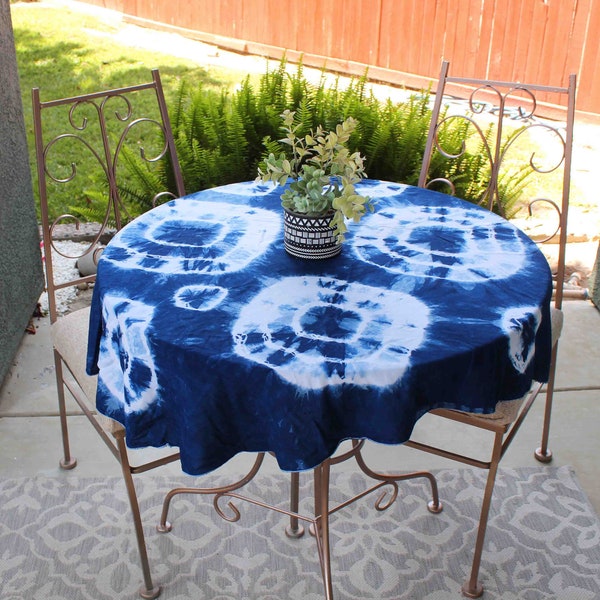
xmin=86 ymin=181 xmax=553 ymax=475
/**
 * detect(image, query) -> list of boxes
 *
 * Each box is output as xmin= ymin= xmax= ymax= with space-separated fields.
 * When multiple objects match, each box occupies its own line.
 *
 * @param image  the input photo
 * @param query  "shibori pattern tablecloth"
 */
xmin=86 ymin=180 xmax=553 ymax=475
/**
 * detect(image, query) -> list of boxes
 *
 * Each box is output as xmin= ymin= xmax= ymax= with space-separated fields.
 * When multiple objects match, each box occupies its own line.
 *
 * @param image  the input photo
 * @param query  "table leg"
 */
xmin=314 ymin=460 xmax=334 ymax=600
xmin=286 ymin=472 xmax=305 ymax=538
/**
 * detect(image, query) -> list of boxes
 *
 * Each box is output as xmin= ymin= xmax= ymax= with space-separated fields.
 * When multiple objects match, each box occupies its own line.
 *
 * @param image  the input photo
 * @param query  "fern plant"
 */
xmin=114 ymin=58 xmax=531 ymax=221
xmin=425 ymin=115 xmax=534 ymax=218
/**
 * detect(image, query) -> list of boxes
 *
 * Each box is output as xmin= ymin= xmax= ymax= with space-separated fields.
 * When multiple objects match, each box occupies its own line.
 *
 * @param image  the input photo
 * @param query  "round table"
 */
xmin=86 ymin=180 xmax=552 ymax=475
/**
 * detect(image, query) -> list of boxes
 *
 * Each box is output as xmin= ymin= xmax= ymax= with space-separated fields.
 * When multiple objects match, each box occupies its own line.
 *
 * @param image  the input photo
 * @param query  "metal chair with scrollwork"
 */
xmin=413 ymin=60 xmax=576 ymax=597
xmin=33 ymin=69 xmax=186 ymax=599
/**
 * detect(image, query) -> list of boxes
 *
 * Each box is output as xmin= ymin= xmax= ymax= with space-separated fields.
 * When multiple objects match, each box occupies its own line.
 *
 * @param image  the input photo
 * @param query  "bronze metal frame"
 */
xmin=156 ymin=441 xmax=441 ymax=600
xmin=33 ymin=69 xmax=186 ymax=599
xmin=34 ymin=69 xmax=185 ymax=322
xmin=415 ymin=61 xmax=576 ymax=597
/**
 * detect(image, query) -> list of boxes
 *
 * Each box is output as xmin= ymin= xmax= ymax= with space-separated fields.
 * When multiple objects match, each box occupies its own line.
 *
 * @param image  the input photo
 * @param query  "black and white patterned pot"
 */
xmin=283 ymin=208 xmax=342 ymax=259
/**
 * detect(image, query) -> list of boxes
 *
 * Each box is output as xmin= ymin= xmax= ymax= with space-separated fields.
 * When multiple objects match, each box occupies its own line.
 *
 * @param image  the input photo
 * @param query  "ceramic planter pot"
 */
xmin=283 ymin=208 xmax=341 ymax=260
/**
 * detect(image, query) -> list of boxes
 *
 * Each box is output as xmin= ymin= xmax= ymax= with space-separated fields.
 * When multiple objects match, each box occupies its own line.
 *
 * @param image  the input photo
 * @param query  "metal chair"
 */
xmin=33 ymin=69 xmax=186 ymax=599
xmin=412 ymin=61 xmax=576 ymax=597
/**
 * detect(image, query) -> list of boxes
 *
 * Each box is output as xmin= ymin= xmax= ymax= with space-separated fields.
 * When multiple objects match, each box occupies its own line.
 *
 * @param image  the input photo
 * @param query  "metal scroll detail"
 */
xmin=156 ymin=442 xmax=442 ymax=600
xmin=42 ymin=92 xmax=174 ymax=262
xmin=157 ymin=442 xmax=441 ymax=530
xmin=428 ymin=84 xmax=568 ymax=232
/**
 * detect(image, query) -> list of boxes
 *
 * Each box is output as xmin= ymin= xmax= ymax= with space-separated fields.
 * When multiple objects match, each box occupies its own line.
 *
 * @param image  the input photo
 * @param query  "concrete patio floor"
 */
xmin=1 ymin=296 xmax=599 ymax=517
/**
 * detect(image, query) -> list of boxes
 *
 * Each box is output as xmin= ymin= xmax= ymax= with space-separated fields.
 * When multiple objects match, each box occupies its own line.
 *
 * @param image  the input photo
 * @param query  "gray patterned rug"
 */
xmin=1 ymin=466 xmax=599 ymax=599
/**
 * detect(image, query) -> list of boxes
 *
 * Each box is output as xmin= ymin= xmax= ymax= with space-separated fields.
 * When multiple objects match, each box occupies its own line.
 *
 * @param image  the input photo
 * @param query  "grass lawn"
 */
xmin=12 ymin=1 xmax=249 ymax=101
xmin=11 ymin=0 xmax=251 ymax=219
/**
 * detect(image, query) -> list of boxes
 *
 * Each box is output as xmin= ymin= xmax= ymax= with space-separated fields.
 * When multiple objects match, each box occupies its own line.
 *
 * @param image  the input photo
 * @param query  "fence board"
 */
xmin=537 ymin=0 xmax=567 ymax=105
xmin=476 ymin=0 xmax=495 ymax=77
xmin=576 ymin=0 xmax=599 ymax=112
xmin=77 ymin=0 xmax=600 ymax=116
xmin=584 ymin=3 xmax=600 ymax=112
xmin=417 ymin=1 xmax=437 ymax=75
xmin=442 ymin=2 xmax=461 ymax=74
xmin=488 ymin=0 xmax=512 ymax=80
xmin=428 ymin=0 xmax=451 ymax=75
xmin=405 ymin=0 xmax=423 ymax=75
xmin=453 ymin=0 xmax=475 ymax=76
xmin=510 ymin=0 xmax=535 ymax=83
xmin=464 ymin=0 xmax=485 ymax=76
xmin=378 ymin=0 xmax=414 ymax=72
xmin=296 ymin=0 xmax=335 ymax=59
xmin=568 ymin=0 xmax=592 ymax=80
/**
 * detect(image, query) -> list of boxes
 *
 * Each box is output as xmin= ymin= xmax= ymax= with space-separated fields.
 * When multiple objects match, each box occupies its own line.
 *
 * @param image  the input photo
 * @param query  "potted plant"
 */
xmin=257 ymin=109 xmax=373 ymax=259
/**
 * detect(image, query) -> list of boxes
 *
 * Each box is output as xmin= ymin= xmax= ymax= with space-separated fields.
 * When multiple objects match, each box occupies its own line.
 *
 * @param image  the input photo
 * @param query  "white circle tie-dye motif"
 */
xmin=105 ymin=200 xmax=280 ymax=275
xmin=352 ymin=204 xmax=527 ymax=282
xmin=97 ymin=296 xmax=158 ymax=414
xmin=232 ymin=276 xmax=430 ymax=389
xmin=501 ymin=306 xmax=542 ymax=373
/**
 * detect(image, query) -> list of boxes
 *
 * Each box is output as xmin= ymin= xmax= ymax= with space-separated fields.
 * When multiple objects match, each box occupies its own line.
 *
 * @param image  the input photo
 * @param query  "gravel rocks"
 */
xmin=39 ymin=240 xmax=94 ymax=315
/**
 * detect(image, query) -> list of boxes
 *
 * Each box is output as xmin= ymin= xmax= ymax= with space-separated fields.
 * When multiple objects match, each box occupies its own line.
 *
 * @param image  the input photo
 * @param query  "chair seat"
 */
xmin=51 ymin=306 xmax=123 ymax=435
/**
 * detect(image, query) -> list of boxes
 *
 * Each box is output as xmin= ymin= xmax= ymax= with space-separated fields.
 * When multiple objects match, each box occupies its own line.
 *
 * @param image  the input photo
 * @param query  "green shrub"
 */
xmin=168 ymin=60 xmax=526 ymax=216
xmin=70 ymin=58 xmax=530 ymax=221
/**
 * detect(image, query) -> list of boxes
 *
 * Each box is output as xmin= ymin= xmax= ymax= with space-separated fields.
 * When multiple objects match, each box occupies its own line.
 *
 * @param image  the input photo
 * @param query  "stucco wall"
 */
xmin=0 ymin=0 xmax=44 ymax=387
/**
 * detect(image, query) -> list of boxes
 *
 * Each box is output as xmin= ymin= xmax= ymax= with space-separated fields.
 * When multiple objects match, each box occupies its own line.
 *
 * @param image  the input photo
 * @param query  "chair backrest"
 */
xmin=419 ymin=61 xmax=576 ymax=310
xmin=33 ymin=69 xmax=185 ymax=323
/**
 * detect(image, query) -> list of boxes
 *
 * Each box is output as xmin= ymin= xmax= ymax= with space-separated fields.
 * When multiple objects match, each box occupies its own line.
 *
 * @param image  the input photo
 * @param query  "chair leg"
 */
xmin=314 ymin=460 xmax=334 ymax=600
xmin=535 ymin=346 xmax=558 ymax=463
xmin=461 ymin=430 xmax=504 ymax=598
xmin=54 ymin=351 xmax=77 ymax=470
xmin=115 ymin=434 xmax=161 ymax=600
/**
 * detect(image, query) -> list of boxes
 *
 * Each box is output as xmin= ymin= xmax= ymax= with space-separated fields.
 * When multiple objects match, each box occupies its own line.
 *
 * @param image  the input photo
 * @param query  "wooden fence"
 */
xmin=80 ymin=0 xmax=600 ymax=117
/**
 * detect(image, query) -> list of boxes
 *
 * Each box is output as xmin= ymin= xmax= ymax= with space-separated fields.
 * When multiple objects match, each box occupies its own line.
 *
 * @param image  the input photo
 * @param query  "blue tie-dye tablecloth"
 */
xmin=86 ymin=180 xmax=553 ymax=475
